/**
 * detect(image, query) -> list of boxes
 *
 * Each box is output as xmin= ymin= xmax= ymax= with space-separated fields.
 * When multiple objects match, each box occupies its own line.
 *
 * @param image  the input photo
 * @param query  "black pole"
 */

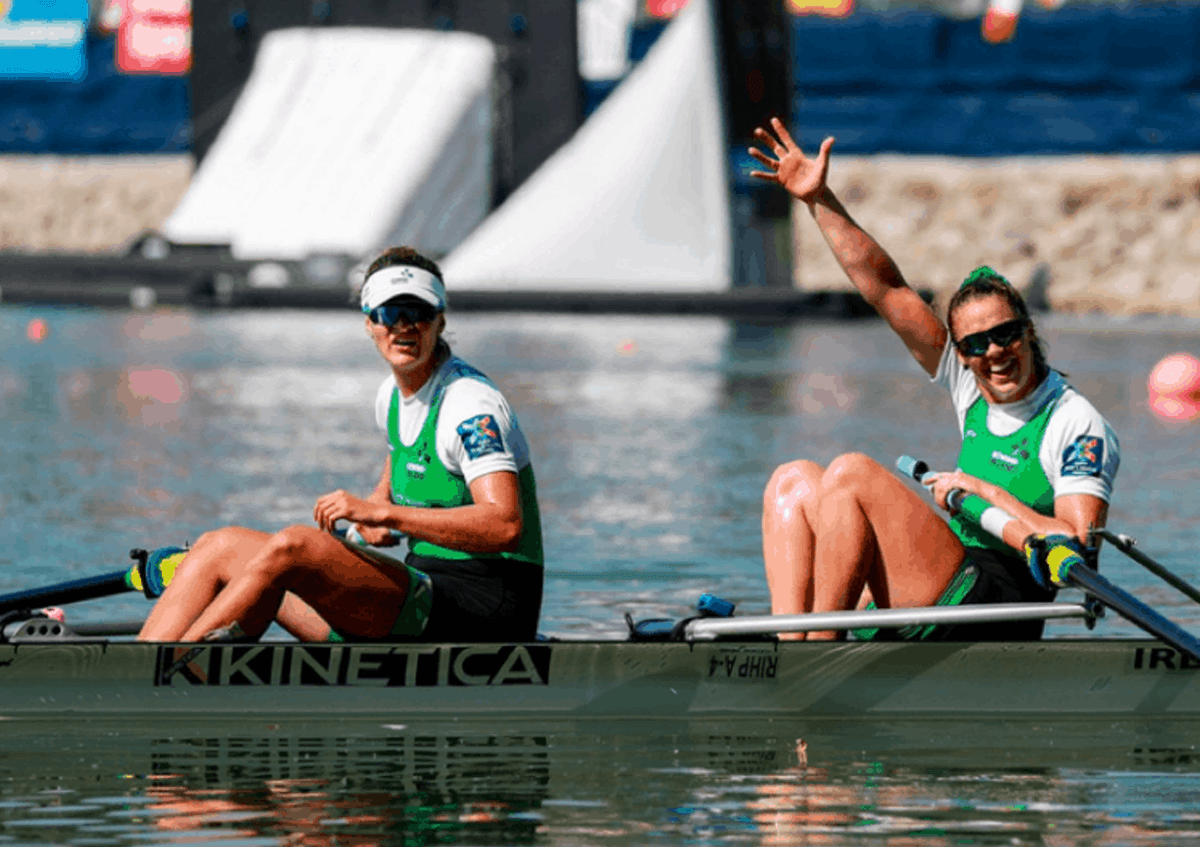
xmin=0 ymin=570 xmax=131 ymax=615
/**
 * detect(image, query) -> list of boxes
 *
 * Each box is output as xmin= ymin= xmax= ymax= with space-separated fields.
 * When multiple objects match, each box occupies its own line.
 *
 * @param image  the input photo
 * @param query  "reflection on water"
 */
xmin=0 ymin=719 xmax=1199 ymax=845
xmin=4 ymin=305 xmax=1200 ymax=843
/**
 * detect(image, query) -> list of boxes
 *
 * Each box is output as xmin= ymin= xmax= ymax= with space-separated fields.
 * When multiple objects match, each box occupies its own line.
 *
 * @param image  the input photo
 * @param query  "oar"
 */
xmin=0 ymin=547 xmax=186 ymax=616
xmin=896 ymin=455 xmax=1200 ymax=663
xmin=1090 ymin=528 xmax=1200 ymax=606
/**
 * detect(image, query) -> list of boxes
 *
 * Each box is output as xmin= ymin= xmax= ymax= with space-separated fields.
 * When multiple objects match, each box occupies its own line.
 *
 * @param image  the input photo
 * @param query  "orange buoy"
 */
xmin=1148 ymin=353 xmax=1200 ymax=423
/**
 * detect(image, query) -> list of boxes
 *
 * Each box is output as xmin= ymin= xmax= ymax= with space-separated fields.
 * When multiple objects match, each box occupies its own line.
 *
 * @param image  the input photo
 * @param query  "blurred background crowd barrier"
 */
xmin=2 ymin=0 xmax=1199 ymax=309
xmin=6 ymin=1 xmax=1199 ymax=160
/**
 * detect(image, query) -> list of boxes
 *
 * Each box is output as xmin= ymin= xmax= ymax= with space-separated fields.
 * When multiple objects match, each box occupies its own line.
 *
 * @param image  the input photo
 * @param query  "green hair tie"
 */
xmin=961 ymin=265 xmax=1010 ymax=289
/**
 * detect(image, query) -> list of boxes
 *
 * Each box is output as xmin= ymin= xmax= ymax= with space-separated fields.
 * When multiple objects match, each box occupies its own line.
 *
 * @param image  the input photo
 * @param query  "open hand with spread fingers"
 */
xmin=748 ymin=118 xmax=834 ymax=205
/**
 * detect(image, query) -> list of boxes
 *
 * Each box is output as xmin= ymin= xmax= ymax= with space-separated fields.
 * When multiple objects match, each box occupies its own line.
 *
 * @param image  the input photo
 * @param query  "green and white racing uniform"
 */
xmin=336 ymin=355 xmax=544 ymax=643
xmin=858 ymin=340 xmax=1120 ymax=641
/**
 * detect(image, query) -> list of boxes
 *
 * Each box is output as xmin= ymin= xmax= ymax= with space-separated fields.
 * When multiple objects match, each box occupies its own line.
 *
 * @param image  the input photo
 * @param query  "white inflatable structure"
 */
xmin=162 ymin=27 xmax=494 ymax=261
xmin=442 ymin=0 xmax=731 ymax=292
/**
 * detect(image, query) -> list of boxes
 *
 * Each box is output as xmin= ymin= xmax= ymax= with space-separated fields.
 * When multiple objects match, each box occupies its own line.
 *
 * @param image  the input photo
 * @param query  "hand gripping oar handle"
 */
xmin=896 ymin=455 xmax=1018 ymax=535
xmin=897 ymin=455 xmax=1200 ymax=663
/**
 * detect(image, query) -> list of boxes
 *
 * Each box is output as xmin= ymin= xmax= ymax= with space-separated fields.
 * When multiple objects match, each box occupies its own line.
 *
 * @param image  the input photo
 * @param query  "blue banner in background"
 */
xmin=4 ymin=2 xmax=1200 ymax=156
xmin=791 ymin=4 xmax=1200 ymax=155
xmin=0 ymin=32 xmax=189 ymax=152
xmin=0 ymin=0 xmax=89 ymax=80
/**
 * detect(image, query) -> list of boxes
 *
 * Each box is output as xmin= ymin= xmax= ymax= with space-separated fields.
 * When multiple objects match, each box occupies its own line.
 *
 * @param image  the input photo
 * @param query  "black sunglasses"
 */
xmin=368 ymin=301 xmax=441 ymax=328
xmin=954 ymin=318 xmax=1027 ymax=357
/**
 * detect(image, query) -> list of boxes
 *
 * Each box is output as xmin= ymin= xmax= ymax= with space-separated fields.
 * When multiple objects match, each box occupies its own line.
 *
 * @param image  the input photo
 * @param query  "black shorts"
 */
xmin=410 ymin=554 xmax=544 ymax=643
xmin=858 ymin=546 xmax=1056 ymax=643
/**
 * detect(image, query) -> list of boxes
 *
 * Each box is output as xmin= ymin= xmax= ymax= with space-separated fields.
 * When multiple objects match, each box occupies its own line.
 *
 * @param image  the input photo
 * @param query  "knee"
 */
xmin=764 ymin=460 xmax=824 ymax=515
xmin=257 ymin=526 xmax=325 ymax=582
xmin=821 ymin=453 xmax=886 ymax=492
xmin=189 ymin=526 xmax=269 ymax=563
xmin=190 ymin=527 xmax=238 ymax=556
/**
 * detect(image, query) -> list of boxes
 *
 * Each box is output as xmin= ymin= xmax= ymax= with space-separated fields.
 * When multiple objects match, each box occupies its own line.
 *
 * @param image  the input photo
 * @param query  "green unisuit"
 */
xmin=949 ymin=382 xmax=1065 ymax=553
xmin=387 ymin=359 xmax=544 ymax=565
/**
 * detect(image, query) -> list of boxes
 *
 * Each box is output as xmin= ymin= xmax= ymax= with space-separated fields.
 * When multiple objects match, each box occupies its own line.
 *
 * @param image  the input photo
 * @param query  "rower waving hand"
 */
xmin=750 ymin=119 xmax=1119 ymax=641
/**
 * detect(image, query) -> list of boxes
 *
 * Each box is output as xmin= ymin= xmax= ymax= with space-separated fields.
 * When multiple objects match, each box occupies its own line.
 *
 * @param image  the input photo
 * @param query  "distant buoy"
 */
xmin=1149 ymin=353 xmax=1200 ymax=423
xmin=130 ymin=286 xmax=157 ymax=310
xmin=26 ymin=318 xmax=49 ymax=343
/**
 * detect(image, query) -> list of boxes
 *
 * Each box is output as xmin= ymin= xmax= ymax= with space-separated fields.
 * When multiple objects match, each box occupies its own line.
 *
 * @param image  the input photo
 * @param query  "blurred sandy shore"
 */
xmin=794 ymin=154 xmax=1200 ymax=317
xmin=0 ymin=154 xmax=193 ymax=254
xmin=2 ymin=153 xmax=1199 ymax=316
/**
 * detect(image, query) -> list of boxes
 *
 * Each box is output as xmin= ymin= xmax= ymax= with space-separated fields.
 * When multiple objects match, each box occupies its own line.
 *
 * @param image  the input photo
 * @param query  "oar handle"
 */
xmin=896 ymin=455 xmax=1016 ymax=536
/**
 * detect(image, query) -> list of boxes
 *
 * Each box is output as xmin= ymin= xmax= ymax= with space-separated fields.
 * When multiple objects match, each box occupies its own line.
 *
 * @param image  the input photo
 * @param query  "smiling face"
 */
xmin=949 ymin=294 xmax=1038 ymax=404
xmin=367 ymin=300 xmax=446 ymax=395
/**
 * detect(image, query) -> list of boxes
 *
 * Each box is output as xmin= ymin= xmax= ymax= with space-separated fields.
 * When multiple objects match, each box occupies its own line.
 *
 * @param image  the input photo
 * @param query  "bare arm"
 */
xmin=353 ymin=458 xmax=398 ymax=546
xmin=313 ymin=470 xmax=524 ymax=554
xmin=928 ymin=470 xmax=1108 ymax=550
xmin=749 ymin=118 xmax=948 ymax=376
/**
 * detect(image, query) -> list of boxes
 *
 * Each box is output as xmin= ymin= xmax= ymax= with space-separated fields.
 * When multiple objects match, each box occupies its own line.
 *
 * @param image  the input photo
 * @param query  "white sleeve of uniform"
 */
xmin=931 ymin=338 xmax=981 ymax=433
xmin=373 ymin=376 xmax=395 ymax=445
xmin=1040 ymin=392 xmax=1120 ymax=502
xmin=434 ymin=380 xmax=522 ymax=485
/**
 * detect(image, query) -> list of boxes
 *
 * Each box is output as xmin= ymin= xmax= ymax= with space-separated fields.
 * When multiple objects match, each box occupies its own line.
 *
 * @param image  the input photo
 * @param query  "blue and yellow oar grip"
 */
xmin=126 ymin=547 xmax=188 ymax=597
xmin=1043 ymin=543 xmax=1084 ymax=587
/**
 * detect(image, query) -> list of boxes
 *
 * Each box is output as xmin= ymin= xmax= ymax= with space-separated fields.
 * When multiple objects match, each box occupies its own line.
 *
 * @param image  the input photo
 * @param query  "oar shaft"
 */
xmin=1092 ymin=529 xmax=1200 ymax=606
xmin=0 ymin=570 xmax=131 ymax=615
xmin=1064 ymin=562 xmax=1200 ymax=660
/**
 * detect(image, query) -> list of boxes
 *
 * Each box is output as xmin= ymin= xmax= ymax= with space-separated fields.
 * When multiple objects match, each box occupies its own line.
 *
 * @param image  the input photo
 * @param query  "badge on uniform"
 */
xmin=1062 ymin=434 xmax=1104 ymax=477
xmin=457 ymin=414 xmax=505 ymax=459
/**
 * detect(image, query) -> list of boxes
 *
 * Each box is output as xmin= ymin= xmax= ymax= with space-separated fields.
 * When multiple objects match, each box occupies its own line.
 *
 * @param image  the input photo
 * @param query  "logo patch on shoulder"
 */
xmin=1062 ymin=434 xmax=1104 ymax=477
xmin=457 ymin=414 xmax=505 ymax=460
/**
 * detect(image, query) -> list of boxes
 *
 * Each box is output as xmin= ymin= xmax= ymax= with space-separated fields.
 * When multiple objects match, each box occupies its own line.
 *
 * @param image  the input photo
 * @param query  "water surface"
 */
xmin=2 ymin=304 xmax=1200 ymax=843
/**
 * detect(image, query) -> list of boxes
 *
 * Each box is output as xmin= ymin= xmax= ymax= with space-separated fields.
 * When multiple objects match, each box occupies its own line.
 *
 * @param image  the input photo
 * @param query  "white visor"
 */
xmin=360 ymin=265 xmax=446 ymax=313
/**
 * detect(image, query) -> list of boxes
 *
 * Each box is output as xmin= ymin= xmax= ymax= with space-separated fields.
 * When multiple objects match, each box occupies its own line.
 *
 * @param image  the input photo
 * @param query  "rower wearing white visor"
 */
xmin=138 ymin=246 xmax=545 ymax=644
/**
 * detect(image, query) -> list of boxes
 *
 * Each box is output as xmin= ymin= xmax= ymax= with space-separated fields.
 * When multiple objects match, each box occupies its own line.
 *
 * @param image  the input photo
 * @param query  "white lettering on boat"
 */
xmin=154 ymin=644 xmax=551 ymax=687
xmin=707 ymin=651 xmax=778 ymax=681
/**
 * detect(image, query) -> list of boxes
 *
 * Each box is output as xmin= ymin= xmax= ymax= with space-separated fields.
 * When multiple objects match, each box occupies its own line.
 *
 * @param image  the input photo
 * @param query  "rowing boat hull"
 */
xmin=0 ymin=637 xmax=1197 ymax=720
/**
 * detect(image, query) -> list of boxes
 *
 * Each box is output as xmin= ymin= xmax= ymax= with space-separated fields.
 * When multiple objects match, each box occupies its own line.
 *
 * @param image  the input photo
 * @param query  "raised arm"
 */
xmin=749 ymin=118 xmax=948 ymax=376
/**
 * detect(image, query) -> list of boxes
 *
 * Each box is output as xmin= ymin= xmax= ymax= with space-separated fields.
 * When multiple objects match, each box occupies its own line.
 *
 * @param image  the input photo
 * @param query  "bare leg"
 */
xmin=138 ymin=527 xmax=269 ymax=641
xmin=762 ymin=460 xmax=825 ymax=620
xmin=139 ymin=527 xmax=335 ymax=642
xmin=807 ymin=453 xmax=965 ymax=640
xmin=276 ymin=593 xmax=333 ymax=642
xmin=180 ymin=526 xmax=411 ymax=642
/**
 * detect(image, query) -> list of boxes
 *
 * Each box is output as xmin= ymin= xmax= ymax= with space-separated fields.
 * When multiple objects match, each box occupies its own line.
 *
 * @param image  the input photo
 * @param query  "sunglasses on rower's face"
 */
xmin=367 ymin=301 xmax=441 ymax=328
xmin=954 ymin=318 xmax=1027 ymax=357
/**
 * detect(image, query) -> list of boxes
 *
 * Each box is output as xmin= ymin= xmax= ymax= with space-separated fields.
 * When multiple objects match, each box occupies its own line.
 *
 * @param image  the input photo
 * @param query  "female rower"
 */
xmin=748 ymin=120 xmax=1119 ymax=641
xmin=138 ymin=246 xmax=545 ymax=643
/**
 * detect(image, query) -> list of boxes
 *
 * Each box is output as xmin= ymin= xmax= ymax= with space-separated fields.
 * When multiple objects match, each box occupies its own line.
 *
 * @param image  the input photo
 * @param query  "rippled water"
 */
xmin=2 ymin=303 xmax=1200 ymax=843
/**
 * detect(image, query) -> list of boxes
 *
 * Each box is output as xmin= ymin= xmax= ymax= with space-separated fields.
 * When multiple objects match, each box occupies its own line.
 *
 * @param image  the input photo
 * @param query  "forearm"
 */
xmin=373 ymin=502 xmax=523 ymax=554
xmin=809 ymin=187 xmax=912 ymax=307
xmin=958 ymin=478 xmax=1097 ymax=549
